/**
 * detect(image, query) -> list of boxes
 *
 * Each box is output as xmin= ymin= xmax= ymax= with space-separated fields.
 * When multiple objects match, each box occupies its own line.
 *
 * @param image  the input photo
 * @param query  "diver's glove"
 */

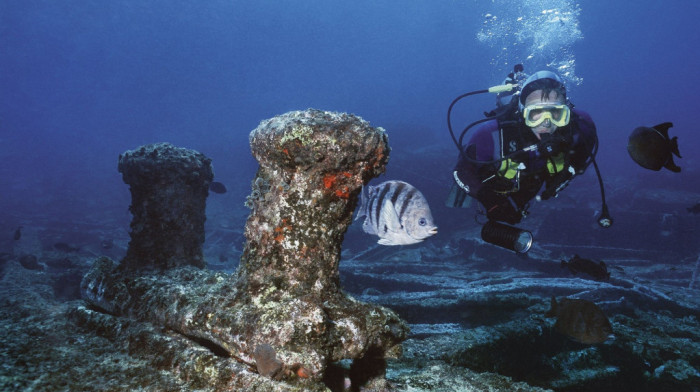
xmin=540 ymin=165 xmax=576 ymax=200
xmin=478 ymin=189 xmax=522 ymax=225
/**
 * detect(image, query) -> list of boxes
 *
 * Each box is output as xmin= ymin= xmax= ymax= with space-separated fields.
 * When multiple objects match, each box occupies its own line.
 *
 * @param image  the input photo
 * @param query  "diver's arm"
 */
xmin=453 ymin=120 xmax=499 ymax=196
xmin=540 ymin=110 xmax=596 ymax=200
xmin=478 ymin=189 xmax=522 ymax=224
xmin=453 ymin=121 xmax=522 ymax=223
xmin=456 ymin=159 xmax=522 ymax=223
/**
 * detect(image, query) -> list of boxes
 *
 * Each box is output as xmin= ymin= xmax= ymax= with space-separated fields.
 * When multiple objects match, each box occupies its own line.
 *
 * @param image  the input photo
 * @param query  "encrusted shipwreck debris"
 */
xmin=79 ymin=109 xmax=407 ymax=391
xmin=118 ymin=142 xmax=212 ymax=270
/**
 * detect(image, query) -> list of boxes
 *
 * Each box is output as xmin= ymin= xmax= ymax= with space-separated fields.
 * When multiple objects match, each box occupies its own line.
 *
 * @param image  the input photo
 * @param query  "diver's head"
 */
xmin=519 ymin=71 xmax=569 ymax=140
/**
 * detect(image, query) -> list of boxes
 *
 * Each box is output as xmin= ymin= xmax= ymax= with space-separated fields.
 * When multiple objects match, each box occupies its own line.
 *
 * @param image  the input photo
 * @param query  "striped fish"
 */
xmin=355 ymin=180 xmax=437 ymax=246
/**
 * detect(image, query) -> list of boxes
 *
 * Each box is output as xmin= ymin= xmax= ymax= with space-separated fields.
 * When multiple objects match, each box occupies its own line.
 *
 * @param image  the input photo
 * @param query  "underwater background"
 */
xmin=1 ymin=0 xmax=699 ymax=391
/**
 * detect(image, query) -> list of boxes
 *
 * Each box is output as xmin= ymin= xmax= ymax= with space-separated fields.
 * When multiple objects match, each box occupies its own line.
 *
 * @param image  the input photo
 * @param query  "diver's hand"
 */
xmin=539 ymin=133 xmax=569 ymax=157
xmin=479 ymin=190 xmax=522 ymax=224
xmin=540 ymin=166 xmax=576 ymax=200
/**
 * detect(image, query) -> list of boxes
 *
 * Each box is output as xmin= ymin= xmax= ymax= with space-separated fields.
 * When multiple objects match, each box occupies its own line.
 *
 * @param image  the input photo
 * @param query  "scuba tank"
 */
xmin=496 ymin=63 xmax=527 ymax=108
xmin=447 ymin=65 xmax=526 ymax=160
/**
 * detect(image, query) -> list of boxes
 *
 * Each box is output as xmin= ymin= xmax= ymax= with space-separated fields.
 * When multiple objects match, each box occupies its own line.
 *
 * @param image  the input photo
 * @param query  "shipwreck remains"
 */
xmin=80 ymin=109 xmax=407 ymax=391
xmin=118 ymin=142 xmax=212 ymax=270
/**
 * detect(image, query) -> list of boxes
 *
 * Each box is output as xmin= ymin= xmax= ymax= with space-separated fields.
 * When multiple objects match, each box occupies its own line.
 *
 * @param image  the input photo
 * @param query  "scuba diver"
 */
xmin=448 ymin=67 xmax=610 ymax=230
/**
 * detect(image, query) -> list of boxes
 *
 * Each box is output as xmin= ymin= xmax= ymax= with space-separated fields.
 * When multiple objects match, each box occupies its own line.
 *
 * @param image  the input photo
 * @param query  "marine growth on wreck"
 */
xmin=79 ymin=109 xmax=409 ymax=391
xmin=117 ymin=142 xmax=213 ymax=270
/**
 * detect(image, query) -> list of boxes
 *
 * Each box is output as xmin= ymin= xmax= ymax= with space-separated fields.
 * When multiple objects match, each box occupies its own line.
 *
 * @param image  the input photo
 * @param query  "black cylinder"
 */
xmin=481 ymin=220 xmax=533 ymax=253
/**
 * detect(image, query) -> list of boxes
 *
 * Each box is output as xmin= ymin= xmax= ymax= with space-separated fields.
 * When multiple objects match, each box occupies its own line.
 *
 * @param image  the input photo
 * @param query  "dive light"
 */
xmin=481 ymin=220 xmax=533 ymax=253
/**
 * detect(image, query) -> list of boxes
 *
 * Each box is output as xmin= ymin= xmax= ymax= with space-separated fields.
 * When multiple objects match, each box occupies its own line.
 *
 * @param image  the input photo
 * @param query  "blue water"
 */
xmin=2 ymin=0 xmax=699 ymax=224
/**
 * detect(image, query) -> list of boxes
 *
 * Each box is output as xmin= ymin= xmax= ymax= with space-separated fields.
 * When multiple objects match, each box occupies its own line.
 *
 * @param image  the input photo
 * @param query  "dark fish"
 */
xmin=545 ymin=296 xmax=613 ymax=344
xmin=687 ymin=202 xmax=700 ymax=214
xmin=627 ymin=122 xmax=681 ymax=172
xmin=253 ymin=344 xmax=283 ymax=379
xmin=355 ymin=180 xmax=437 ymax=246
xmin=209 ymin=181 xmax=227 ymax=194
xmin=19 ymin=254 xmax=43 ymax=271
xmin=13 ymin=226 xmax=22 ymax=241
xmin=54 ymin=242 xmax=80 ymax=252
xmin=561 ymin=254 xmax=610 ymax=280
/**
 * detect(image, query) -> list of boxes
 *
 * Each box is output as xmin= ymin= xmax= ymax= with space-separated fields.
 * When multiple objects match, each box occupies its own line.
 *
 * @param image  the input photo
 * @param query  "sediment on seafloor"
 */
xmin=80 ymin=109 xmax=408 ymax=391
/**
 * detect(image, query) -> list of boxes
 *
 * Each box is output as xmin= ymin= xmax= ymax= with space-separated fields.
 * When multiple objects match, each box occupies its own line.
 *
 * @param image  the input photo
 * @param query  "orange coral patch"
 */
xmin=296 ymin=367 xmax=310 ymax=378
xmin=273 ymin=218 xmax=292 ymax=242
xmin=323 ymin=174 xmax=336 ymax=189
xmin=334 ymin=187 xmax=350 ymax=199
xmin=323 ymin=172 xmax=353 ymax=197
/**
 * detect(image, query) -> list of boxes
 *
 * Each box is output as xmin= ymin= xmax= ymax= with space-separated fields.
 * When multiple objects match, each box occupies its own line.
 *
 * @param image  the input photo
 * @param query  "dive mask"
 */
xmin=523 ymin=103 xmax=570 ymax=128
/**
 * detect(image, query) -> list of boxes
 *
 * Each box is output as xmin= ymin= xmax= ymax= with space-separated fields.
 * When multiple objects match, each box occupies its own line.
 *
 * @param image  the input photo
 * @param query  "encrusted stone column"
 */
xmin=239 ymin=109 xmax=388 ymax=297
xmin=81 ymin=110 xmax=408 ymax=390
xmin=118 ymin=142 xmax=212 ymax=270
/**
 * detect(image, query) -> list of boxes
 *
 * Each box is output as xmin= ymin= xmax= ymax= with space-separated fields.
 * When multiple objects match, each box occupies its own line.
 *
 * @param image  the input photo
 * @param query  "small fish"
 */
xmin=355 ymin=180 xmax=437 ymax=246
xmin=54 ymin=242 xmax=80 ymax=252
xmin=627 ymin=122 xmax=681 ymax=172
xmin=545 ymin=296 xmax=614 ymax=344
xmin=561 ymin=254 xmax=610 ymax=280
xmin=253 ymin=344 xmax=283 ymax=380
xmin=209 ymin=181 xmax=227 ymax=194
xmin=687 ymin=202 xmax=700 ymax=214
xmin=13 ymin=226 xmax=22 ymax=241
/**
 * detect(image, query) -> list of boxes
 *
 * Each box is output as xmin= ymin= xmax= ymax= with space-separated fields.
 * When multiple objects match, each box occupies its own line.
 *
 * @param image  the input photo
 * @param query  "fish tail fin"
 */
xmin=670 ymin=136 xmax=682 ymax=158
xmin=653 ymin=122 xmax=682 ymax=162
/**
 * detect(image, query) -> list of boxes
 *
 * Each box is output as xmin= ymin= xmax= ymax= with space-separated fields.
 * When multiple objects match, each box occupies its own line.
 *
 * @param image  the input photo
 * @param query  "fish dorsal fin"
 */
xmin=652 ymin=122 xmax=674 ymax=139
xmin=380 ymin=199 xmax=403 ymax=233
